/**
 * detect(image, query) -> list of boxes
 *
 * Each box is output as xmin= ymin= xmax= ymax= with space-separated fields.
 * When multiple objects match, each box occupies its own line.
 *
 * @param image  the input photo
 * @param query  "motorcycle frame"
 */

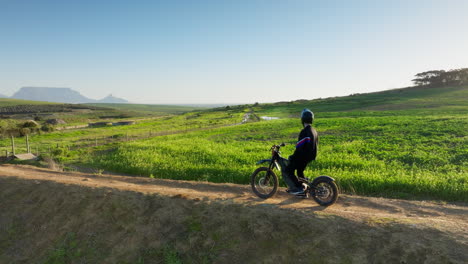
xmin=256 ymin=144 xmax=335 ymax=190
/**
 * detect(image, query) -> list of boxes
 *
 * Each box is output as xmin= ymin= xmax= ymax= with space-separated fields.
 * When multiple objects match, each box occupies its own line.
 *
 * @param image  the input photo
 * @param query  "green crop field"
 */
xmin=84 ymin=103 xmax=208 ymax=115
xmin=0 ymin=98 xmax=61 ymax=107
xmin=0 ymin=100 xmax=210 ymax=134
xmin=87 ymin=112 xmax=467 ymax=201
xmin=0 ymin=107 xmax=245 ymax=153
xmin=4 ymin=85 xmax=468 ymax=202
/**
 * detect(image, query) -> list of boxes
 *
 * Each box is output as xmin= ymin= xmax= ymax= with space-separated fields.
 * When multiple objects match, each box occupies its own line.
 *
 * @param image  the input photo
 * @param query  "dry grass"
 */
xmin=1 ymin=176 xmax=466 ymax=264
xmin=43 ymin=156 xmax=63 ymax=171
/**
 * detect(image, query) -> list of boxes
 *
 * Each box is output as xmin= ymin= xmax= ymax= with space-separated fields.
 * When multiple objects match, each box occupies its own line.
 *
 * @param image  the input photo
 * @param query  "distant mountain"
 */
xmin=98 ymin=94 xmax=128 ymax=103
xmin=12 ymin=87 xmax=90 ymax=103
xmin=0 ymin=93 xmax=8 ymax=98
xmin=11 ymin=87 xmax=128 ymax=104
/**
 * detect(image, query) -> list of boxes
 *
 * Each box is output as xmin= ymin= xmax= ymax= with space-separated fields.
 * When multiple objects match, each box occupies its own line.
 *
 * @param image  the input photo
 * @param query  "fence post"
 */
xmin=26 ymin=134 xmax=30 ymax=153
xmin=11 ymin=136 xmax=15 ymax=156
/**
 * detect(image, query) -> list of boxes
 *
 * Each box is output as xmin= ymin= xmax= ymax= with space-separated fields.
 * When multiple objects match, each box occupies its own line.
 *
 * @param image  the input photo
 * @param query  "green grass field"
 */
xmin=87 ymin=113 xmax=467 ymax=201
xmin=3 ymin=85 xmax=468 ymax=201
xmin=0 ymin=99 xmax=208 ymax=128
xmin=85 ymin=103 xmax=208 ymax=115
xmin=0 ymin=98 xmax=61 ymax=107
xmin=0 ymin=108 xmax=245 ymax=154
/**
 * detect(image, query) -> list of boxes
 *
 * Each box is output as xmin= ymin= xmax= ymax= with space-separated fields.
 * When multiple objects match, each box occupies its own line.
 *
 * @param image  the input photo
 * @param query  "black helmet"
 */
xmin=301 ymin=109 xmax=314 ymax=125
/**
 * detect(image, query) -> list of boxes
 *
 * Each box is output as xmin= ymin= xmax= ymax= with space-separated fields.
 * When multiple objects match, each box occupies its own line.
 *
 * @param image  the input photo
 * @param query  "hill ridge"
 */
xmin=260 ymin=85 xmax=468 ymax=114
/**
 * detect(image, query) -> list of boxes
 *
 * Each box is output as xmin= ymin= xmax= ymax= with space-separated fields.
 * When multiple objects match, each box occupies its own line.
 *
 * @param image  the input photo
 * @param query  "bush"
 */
xmin=16 ymin=121 xmax=41 ymax=136
xmin=51 ymin=147 xmax=72 ymax=162
xmin=41 ymin=124 xmax=55 ymax=132
xmin=19 ymin=127 xmax=31 ymax=136
xmin=22 ymin=120 xmax=40 ymax=128
xmin=5 ymin=128 xmax=20 ymax=137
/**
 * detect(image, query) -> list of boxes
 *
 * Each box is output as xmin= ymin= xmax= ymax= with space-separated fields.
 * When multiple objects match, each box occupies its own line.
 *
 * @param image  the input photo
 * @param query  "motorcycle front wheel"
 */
xmin=311 ymin=178 xmax=338 ymax=206
xmin=250 ymin=167 xmax=278 ymax=199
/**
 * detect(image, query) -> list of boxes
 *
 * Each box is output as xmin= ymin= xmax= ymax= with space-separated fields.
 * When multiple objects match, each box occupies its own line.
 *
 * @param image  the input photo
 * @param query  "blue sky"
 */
xmin=1 ymin=0 xmax=467 ymax=104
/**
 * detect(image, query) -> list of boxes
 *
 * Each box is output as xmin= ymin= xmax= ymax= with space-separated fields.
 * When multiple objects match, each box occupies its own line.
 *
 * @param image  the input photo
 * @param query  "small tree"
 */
xmin=412 ymin=70 xmax=446 ymax=86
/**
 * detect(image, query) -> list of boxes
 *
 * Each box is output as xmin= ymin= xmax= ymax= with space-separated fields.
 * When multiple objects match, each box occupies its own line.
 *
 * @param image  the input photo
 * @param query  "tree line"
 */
xmin=412 ymin=68 xmax=468 ymax=87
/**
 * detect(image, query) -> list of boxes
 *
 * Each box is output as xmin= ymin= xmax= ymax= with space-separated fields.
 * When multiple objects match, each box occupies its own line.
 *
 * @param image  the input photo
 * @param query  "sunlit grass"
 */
xmin=87 ymin=114 xmax=467 ymax=201
xmin=4 ymin=85 xmax=467 ymax=202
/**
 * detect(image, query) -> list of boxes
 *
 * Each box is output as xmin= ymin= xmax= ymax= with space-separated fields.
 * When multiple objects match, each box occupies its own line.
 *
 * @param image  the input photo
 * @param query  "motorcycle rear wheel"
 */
xmin=311 ymin=178 xmax=338 ymax=206
xmin=250 ymin=167 xmax=278 ymax=199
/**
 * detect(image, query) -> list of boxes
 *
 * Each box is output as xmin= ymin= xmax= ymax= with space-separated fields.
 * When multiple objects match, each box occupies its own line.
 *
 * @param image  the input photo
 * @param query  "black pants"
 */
xmin=284 ymin=156 xmax=309 ymax=189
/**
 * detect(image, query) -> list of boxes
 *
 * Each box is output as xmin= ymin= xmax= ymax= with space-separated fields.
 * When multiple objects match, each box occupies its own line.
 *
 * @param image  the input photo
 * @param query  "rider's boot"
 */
xmin=298 ymin=177 xmax=310 ymax=183
xmin=286 ymin=184 xmax=308 ymax=199
xmin=282 ymin=174 xmax=299 ymax=193
xmin=287 ymin=183 xmax=308 ymax=196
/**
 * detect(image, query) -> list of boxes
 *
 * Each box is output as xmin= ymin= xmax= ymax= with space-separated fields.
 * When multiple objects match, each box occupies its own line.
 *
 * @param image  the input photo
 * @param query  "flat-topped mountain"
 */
xmin=10 ymin=87 xmax=128 ymax=104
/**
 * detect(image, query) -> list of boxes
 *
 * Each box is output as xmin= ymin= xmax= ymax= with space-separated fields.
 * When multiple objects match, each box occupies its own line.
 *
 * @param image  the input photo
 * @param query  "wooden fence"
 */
xmin=2 ymin=129 xmax=183 ymax=158
xmin=2 ymin=122 xmax=232 ymax=159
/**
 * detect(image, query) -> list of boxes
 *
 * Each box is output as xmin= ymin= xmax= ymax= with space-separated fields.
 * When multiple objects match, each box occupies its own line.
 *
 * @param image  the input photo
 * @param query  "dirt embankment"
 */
xmin=0 ymin=164 xmax=467 ymax=263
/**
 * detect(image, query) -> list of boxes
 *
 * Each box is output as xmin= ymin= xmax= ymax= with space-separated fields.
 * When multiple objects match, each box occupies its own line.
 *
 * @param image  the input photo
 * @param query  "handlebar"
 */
xmin=271 ymin=142 xmax=287 ymax=152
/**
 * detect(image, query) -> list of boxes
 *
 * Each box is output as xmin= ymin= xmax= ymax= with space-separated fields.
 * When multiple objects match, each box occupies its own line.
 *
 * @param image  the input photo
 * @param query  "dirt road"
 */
xmin=1 ymin=164 xmax=467 ymax=263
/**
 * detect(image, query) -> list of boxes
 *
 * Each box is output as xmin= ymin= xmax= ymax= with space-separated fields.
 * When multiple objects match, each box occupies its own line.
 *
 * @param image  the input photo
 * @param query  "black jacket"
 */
xmin=291 ymin=125 xmax=318 ymax=162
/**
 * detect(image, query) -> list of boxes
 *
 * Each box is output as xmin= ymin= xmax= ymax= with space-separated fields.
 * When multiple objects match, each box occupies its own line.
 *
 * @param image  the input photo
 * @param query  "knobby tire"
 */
xmin=250 ymin=167 xmax=278 ymax=199
xmin=312 ymin=178 xmax=338 ymax=206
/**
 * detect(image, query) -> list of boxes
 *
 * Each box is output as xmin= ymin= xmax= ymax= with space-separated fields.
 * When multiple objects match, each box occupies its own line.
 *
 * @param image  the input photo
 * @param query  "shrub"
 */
xmin=41 ymin=124 xmax=55 ymax=132
xmin=51 ymin=147 xmax=72 ymax=162
xmin=22 ymin=120 xmax=40 ymax=128
xmin=19 ymin=127 xmax=31 ymax=136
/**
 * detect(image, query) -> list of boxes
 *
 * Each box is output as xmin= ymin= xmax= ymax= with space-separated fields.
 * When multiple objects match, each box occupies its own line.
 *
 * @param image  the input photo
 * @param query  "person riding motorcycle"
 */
xmin=283 ymin=109 xmax=319 ymax=195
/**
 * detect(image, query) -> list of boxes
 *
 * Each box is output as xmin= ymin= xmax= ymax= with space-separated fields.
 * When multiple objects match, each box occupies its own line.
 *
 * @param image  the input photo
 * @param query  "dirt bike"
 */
xmin=250 ymin=143 xmax=338 ymax=206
